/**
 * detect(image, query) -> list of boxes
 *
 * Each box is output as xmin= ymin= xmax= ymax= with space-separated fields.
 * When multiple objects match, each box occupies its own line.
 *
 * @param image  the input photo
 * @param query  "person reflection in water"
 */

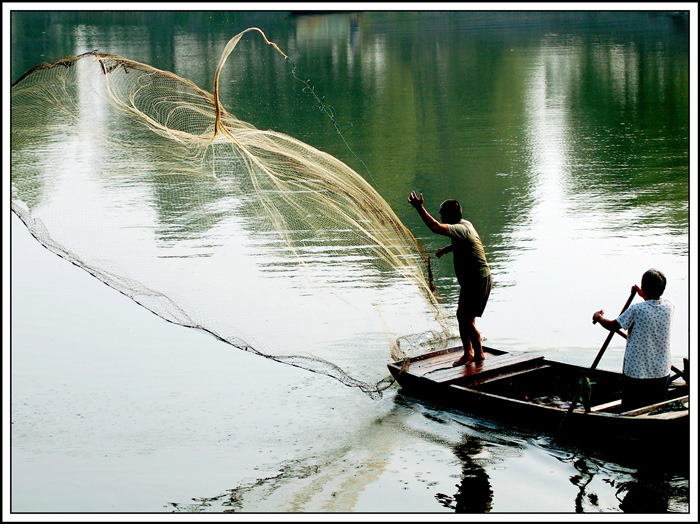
xmin=436 ymin=437 xmax=493 ymax=512
xmin=408 ymin=191 xmax=493 ymax=366
xmin=453 ymin=438 xmax=493 ymax=512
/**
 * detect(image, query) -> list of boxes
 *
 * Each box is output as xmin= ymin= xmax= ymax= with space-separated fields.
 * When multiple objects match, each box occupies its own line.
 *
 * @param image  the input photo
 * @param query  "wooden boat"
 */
xmin=387 ymin=346 xmax=689 ymax=444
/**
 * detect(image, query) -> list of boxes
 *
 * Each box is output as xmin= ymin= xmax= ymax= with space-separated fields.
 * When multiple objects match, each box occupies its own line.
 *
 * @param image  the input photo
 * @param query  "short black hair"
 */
xmin=439 ymin=199 xmax=462 ymax=223
xmin=641 ymin=269 xmax=666 ymax=299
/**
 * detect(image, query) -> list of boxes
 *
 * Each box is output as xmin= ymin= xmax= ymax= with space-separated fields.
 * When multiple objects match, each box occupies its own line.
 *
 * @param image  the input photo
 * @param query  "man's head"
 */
xmin=641 ymin=269 xmax=666 ymax=300
xmin=439 ymin=199 xmax=462 ymax=224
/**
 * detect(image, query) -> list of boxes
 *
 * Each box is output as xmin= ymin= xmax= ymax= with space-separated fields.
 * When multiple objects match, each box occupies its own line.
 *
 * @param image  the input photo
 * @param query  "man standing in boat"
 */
xmin=408 ymin=191 xmax=493 ymax=366
xmin=592 ymin=269 xmax=675 ymax=410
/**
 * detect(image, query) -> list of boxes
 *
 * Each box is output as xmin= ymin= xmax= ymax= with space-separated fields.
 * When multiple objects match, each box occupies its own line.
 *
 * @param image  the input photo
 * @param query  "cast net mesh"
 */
xmin=11 ymin=28 xmax=455 ymax=397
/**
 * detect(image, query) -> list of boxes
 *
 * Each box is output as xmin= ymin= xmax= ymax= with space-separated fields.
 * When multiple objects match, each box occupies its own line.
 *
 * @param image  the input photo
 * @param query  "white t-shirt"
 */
xmin=616 ymin=298 xmax=674 ymax=379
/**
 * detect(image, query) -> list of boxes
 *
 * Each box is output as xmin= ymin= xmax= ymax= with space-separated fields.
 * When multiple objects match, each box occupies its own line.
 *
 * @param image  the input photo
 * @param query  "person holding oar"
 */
xmin=408 ymin=191 xmax=493 ymax=367
xmin=592 ymin=269 xmax=675 ymax=411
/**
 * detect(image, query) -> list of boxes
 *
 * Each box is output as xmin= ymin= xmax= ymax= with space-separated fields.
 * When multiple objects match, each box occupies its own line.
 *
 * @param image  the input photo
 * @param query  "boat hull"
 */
xmin=388 ymin=347 xmax=689 ymax=445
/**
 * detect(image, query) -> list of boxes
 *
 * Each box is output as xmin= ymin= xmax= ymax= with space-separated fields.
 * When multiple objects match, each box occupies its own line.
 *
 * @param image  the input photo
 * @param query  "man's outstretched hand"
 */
xmin=408 ymin=191 xmax=424 ymax=209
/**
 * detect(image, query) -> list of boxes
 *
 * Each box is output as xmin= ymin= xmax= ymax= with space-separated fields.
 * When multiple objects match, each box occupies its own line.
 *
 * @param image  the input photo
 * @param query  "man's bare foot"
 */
xmin=452 ymin=354 xmax=474 ymax=367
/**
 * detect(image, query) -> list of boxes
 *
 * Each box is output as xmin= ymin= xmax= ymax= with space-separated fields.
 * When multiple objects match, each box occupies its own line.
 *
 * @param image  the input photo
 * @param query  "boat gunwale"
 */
xmin=388 ymin=346 xmax=689 ymax=423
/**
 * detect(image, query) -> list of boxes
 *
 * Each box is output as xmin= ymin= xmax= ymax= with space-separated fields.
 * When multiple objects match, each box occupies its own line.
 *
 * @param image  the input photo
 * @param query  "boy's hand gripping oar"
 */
xmin=555 ymin=287 xmax=637 ymax=437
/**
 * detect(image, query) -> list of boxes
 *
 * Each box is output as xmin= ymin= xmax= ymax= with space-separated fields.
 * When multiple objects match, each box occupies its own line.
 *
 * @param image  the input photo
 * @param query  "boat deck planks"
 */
xmin=466 ymin=364 xmax=553 ymax=387
xmin=413 ymin=351 xmax=545 ymax=383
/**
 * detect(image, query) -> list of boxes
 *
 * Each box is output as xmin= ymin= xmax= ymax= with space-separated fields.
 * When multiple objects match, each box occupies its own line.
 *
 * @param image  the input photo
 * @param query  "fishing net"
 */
xmin=11 ymin=28 xmax=454 ymax=397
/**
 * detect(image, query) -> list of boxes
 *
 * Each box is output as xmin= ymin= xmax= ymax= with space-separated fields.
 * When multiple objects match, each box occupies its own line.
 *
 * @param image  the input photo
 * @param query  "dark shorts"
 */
xmin=457 ymin=274 xmax=493 ymax=319
xmin=621 ymin=374 xmax=670 ymax=411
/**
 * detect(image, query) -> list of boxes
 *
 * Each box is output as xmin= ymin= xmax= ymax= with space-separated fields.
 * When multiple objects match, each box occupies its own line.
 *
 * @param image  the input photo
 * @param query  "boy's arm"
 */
xmin=592 ymin=310 xmax=622 ymax=332
xmin=631 ymin=284 xmax=646 ymax=300
xmin=408 ymin=191 xmax=450 ymax=236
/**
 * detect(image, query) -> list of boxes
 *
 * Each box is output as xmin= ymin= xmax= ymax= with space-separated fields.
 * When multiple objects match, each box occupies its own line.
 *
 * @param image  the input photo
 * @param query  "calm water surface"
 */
xmin=10 ymin=10 xmax=693 ymax=514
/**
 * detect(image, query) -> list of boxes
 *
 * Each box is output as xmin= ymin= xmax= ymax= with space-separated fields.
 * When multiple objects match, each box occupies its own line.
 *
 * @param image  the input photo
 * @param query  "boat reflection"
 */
xmin=561 ymin=450 xmax=689 ymax=513
xmin=397 ymin=390 xmax=690 ymax=513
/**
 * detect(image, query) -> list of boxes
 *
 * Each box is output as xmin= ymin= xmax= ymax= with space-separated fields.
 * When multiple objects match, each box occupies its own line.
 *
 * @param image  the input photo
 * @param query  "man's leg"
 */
xmin=453 ymin=274 xmax=491 ymax=366
xmin=467 ymin=317 xmax=485 ymax=361
xmin=454 ymin=304 xmax=478 ymax=366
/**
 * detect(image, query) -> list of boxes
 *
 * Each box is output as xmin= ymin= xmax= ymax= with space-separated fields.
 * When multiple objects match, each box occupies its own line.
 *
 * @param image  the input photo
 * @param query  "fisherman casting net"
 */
xmin=11 ymin=28 xmax=454 ymax=397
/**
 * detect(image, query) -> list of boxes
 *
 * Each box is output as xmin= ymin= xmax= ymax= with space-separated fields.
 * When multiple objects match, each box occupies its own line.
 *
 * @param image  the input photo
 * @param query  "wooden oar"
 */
xmin=555 ymin=287 xmax=637 ymax=436
xmin=588 ymin=287 xmax=637 ymax=371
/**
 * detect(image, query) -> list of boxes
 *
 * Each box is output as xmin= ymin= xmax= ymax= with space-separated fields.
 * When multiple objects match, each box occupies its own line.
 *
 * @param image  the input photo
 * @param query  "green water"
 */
xmin=12 ymin=9 xmax=690 ymax=354
xmin=10 ymin=10 xmax=692 ymax=514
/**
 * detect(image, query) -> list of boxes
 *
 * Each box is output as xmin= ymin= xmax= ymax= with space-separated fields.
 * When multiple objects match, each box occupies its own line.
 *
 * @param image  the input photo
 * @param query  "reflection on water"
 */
xmin=166 ymin=390 xmax=689 ymax=513
xmin=616 ymin=472 xmax=689 ymax=513
xmin=413 ymin=394 xmax=690 ymax=514
xmin=437 ymin=437 xmax=494 ymax=512
xmin=561 ymin=448 xmax=690 ymax=513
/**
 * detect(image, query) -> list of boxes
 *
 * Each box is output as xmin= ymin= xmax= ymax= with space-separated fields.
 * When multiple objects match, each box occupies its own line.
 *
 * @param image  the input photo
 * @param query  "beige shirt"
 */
xmin=446 ymin=219 xmax=490 ymax=282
